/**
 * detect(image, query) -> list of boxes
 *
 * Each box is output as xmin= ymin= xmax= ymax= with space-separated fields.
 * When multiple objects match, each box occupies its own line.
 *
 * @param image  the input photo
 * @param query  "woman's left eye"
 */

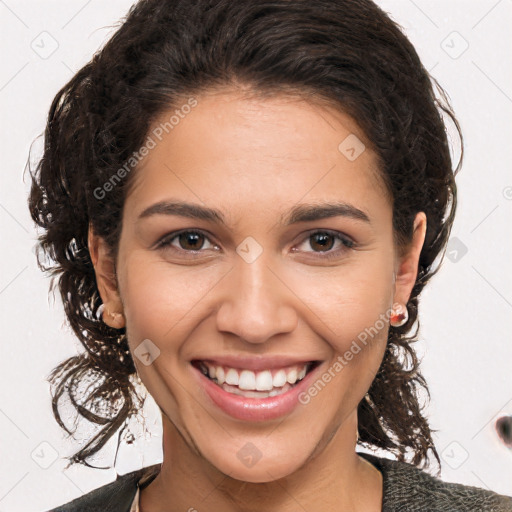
xmin=293 ymin=230 xmax=355 ymax=259
xmin=155 ymin=229 xmax=354 ymax=259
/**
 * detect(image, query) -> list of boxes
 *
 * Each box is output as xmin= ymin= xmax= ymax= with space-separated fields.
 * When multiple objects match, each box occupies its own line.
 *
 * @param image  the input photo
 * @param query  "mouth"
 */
xmin=191 ymin=359 xmax=321 ymax=399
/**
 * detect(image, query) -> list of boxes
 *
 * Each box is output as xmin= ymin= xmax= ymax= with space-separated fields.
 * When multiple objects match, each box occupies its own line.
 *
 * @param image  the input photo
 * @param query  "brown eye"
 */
xmin=155 ymin=229 xmax=218 ymax=254
xmin=292 ymin=229 xmax=355 ymax=262
xmin=309 ymin=232 xmax=335 ymax=252
xmin=178 ymin=231 xmax=205 ymax=250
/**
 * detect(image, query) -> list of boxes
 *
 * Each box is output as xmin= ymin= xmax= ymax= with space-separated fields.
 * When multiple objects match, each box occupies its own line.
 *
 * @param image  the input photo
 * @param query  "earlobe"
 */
xmin=88 ymin=224 xmax=125 ymax=329
xmin=392 ymin=212 xmax=427 ymax=316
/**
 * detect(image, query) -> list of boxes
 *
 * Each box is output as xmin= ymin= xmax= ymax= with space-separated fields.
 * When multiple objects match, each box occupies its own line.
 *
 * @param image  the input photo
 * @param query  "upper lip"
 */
xmin=191 ymin=355 xmax=321 ymax=371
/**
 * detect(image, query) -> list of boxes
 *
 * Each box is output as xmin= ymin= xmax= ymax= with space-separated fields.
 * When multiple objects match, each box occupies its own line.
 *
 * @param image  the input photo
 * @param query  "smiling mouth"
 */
xmin=192 ymin=360 xmax=321 ymax=398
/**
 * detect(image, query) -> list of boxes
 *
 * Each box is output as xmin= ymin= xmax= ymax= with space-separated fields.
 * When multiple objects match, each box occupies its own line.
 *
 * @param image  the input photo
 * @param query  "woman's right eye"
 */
xmin=155 ymin=230 xmax=219 ymax=254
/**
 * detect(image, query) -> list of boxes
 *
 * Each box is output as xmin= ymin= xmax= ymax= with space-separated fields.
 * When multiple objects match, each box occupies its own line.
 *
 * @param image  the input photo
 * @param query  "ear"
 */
xmin=88 ymin=224 xmax=125 ymax=329
xmin=392 ymin=212 xmax=427 ymax=307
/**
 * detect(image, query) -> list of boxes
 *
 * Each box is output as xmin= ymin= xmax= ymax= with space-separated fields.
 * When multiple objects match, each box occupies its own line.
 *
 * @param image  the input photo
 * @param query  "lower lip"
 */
xmin=192 ymin=363 xmax=322 ymax=421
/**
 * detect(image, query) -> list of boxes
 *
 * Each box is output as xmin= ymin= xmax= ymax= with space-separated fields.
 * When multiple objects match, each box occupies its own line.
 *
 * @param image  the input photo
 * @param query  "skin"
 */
xmin=89 ymin=88 xmax=426 ymax=511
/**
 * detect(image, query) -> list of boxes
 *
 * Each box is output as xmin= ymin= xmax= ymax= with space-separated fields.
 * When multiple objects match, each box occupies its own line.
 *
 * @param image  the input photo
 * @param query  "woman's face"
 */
xmin=91 ymin=89 xmax=425 ymax=482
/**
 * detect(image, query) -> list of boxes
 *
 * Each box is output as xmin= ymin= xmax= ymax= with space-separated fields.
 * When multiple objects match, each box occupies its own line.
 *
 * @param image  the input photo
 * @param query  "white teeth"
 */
xmin=255 ymin=370 xmax=273 ymax=391
xmin=199 ymin=361 xmax=312 ymax=394
xmin=216 ymin=366 xmax=225 ymax=385
xmin=221 ymin=383 xmax=290 ymax=398
xmin=225 ymin=368 xmax=239 ymax=386
xmin=238 ymin=370 xmax=256 ymax=390
xmin=286 ymin=368 xmax=298 ymax=384
xmin=272 ymin=369 xmax=287 ymax=388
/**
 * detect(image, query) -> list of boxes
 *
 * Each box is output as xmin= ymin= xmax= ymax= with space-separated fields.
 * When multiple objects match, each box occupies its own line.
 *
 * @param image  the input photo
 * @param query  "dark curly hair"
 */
xmin=27 ymin=0 xmax=462 ymax=471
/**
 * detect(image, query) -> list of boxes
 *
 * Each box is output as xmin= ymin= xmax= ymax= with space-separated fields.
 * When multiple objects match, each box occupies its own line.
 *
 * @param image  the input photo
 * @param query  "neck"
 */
xmin=140 ymin=412 xmax=382 ymax=512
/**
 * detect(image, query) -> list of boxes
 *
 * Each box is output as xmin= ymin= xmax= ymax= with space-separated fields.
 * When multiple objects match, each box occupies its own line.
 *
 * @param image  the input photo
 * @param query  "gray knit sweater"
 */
xmin=47 ymin=452 xmax=512 ymax=511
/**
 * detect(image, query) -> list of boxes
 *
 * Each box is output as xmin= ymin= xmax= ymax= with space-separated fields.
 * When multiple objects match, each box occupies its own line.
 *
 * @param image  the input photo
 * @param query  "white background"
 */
xmin=1 ymin=1 xmax=511 ymax=510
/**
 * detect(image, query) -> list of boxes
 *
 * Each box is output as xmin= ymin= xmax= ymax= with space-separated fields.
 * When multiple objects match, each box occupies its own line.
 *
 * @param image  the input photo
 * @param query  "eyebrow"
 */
xmin=137 ymin=200 xmax=371 ymax=225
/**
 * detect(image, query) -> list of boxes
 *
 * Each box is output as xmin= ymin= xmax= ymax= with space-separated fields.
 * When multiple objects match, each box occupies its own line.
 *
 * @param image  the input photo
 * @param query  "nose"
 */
xmin=215 ymin=256 xmax=298 ymax=345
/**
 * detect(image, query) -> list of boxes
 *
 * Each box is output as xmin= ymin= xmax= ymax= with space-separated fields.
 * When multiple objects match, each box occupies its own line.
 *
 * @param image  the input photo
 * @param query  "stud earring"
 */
xmin=390 ymin=303 xmax=408 ymax=327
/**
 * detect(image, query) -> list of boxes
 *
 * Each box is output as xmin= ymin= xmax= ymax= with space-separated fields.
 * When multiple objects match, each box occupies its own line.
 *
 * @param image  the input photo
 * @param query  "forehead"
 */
xmin=125 ymin=89 xmax=390 ymax=224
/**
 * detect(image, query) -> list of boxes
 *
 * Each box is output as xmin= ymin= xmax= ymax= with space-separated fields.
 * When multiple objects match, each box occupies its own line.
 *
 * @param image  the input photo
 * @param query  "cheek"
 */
xmin=285 ymin=251 xmax=395 ymax=349
xmin=296 ymin=265 xmax=392 ymax=422
xmin=119 ymin=251 xmax=227 ymax=347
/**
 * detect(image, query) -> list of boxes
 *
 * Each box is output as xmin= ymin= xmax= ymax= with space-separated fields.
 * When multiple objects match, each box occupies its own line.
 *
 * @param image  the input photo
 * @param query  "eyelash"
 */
xmin=154 ymin=229 xmax=355 ymax=261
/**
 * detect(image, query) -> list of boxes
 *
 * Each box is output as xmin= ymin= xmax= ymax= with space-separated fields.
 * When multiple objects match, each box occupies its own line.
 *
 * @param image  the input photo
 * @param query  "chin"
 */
xmin=201 ymin=439 xmax=313 ymax=483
